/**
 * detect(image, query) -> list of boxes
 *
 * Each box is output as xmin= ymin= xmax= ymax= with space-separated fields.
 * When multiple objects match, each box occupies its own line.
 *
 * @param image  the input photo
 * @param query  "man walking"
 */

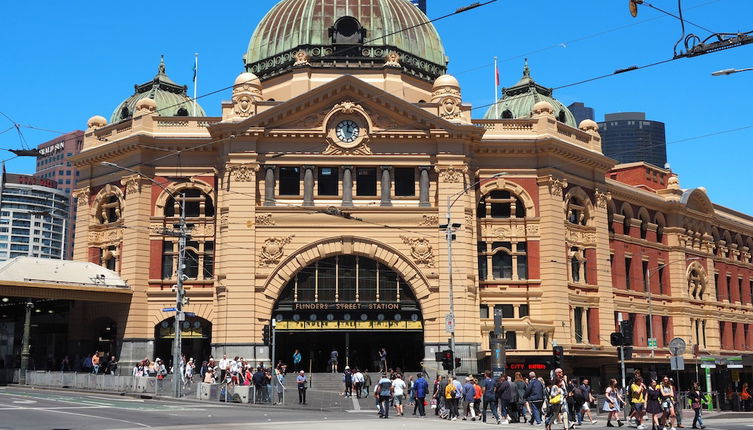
xmin=482 ymin=371 xmax=500 ymax=424
xmin=296 ymin=370 xmax=307 ymax=404
xmin=413 ymin=372 xmax=429 ymax=417
xmin=353 ymin=368 xmax=364 ymax=398
xmin=343 ymin=366 xmax=353 ymax=398
xmin=578 ymin=378 xmax=598 ymax=425
xmin=524 ymin=371 xmax=545 ymax=426
xmin=376 ymin=373 xmax=393 ymax=418
xmin=463 ymin=376 xmax=477 ymax=420
xmin=445 ymin=376 xmax=459 ymax=420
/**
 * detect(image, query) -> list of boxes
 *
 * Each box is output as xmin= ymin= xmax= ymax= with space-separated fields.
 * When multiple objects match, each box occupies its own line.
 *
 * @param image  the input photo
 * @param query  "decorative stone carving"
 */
xmin=401 ymin=236 xmax=435 ymax=267
xmin=565 ymin=226 xmax=597 ymax=247
xmin=372 ymin=112 xmax=400 ymax=130
xmin=435 ymin=165 xmax=467 ymax=183
xmin=335 ymin=101 xmax=358 ymax=115
xmin=259 ymin=236 xmax=294 ymax=267
xmin=255 ymin=214 xmax=275 ymax=226
xmin=489 ymin=223 xmax=540 ymax=239
xmin=384 ymin=51 xmax=401 ymax=68
xmin=419 ymin=215 xmax=438 ymax=227
xmin=88 ymin=227 xmax=124 ymax=246
xmin=229 ymin=164 xmax=258 ymax=182
xmin=73 ymin=187 xmax=91 ymax=207
xmin=595 ymin=188 xmax=612 ymax=209
xmin=121 ymin=175 xmax=149 ymax=195
xmin=431 ymin=74 xmax=463 ymax=122
xmin=300 ymin=112 xmax=327 ymax=128
xmin=220 ymin=208 xmax=229 ymax=228
xmin=542 ymin=175 xmax=568 ymax=198
xmin=667 ymin=176 xmax=680 ymax=190
xmin=323 ymin=101 xmax=372 ymax=155
xmin=293 ymin=49 xmax=310 ymax=67
xmin=232 ymin=72 xmax=263 ymax=118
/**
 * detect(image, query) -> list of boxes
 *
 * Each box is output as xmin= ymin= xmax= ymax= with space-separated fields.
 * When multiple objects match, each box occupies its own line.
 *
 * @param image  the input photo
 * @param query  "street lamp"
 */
xmin=442 ymin=171 xmax=506 ymax=374
xmin=100 ymin=161 xmax=188 ymax=398
xmin=646 ymin=256 xmax=701 ymax=356
xmin=711 ymin=67 xmax=753 ymax=76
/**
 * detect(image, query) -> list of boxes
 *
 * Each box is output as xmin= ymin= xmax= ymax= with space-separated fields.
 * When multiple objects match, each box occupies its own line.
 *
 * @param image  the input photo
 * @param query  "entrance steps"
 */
xmin=282 ymin=372 xmax=349 ymax=393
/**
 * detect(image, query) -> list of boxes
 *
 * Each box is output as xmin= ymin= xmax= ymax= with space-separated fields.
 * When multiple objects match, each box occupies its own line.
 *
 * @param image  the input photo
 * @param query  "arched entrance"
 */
xmin=273 ymin=255 xmax=424 ymax=372
xmin=154 ymin=316 xmax=212 ymax=368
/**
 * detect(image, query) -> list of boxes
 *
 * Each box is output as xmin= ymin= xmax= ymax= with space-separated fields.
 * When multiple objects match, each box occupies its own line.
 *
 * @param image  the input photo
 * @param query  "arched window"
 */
xmin=176 ymin=107 xmax=189 ymax=116
xmin=96 ymin=194 xmax=122 ymax=224
xmin=165 ymin=188 xmax=215 ymax=218
xmin=478 ymin=241 xmax=527 ymax=281
xmin=621 ymin=207 xmax=633 ymax=235
xmin=639 ymin=211 xmax=650 ymax=240
xmin=557 ymin=110 xmax=566 ymax=123
xmin=654 ymin=214 xmax=666 ymax=244
xmin=120 ymin=107 xmax=130 ymax=120
xmin=162 ymin=240 xmax=214 ymax=281
xmin=569 ymin=246 xmax=589 ymax=284
xmin=566 ymin=195 xmax=589 ymax=226
xmin=502 ymin=110 xmax=513 ymax=119
xmin=477 ymin=190 xmax=526 ymax=219
xmin=101 ymin=245 xmax=118 ymax=271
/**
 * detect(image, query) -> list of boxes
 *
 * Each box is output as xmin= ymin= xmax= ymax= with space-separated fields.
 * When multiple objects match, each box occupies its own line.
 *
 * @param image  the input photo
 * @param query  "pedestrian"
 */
xmin=688 ymin=381 xmax=706 ymax=429
xmin=741 ymin=382 xmax=752 ymax=412
xmin=435 ymin=374 xmax=447 ymax=417
xmin=603 ymin=378 xmax=625 ymax=428
xmin=353 ymin=368 xmax=364 ymax=398
xmin=445 ymin=375 xmax=459 ymax=421
xmin=378 ymin=348 xmax=387 ymax=372
xmin=329 ymin=348 xmax=339 ymax=373
xmin=660 ymin=376 xmax=677 ymax=430
xmin=473 ymin=377 xmax=483 ymax=420
xmin=413 ymin=372 xmax=429 ymax=417
xmin=296 ymin=370 xmax=307 ymax=404
xmin=363 ymin=369 xmax=372 ymax=398
xmin=377 ymin=372 xmax=393 ymax=418
xmin=218 ymin=354 xmax=229 ymax=382
xmin=252 ymin=366 xmax=265 ymax=403
xmin=107 ymin=355 xmax=118 ymax=375
xmin=274 ymin=367 xmax=285 ymax=404
xmin=545 ymin=377 xmax=565 ymax=430
xmin=514 ymin=371 xmax=528 ymax=423
xmin=292 ymin=349 xmax=302 ymax=372
xmin=481 ymin=371 xmax=500 ymax=424
xmin=524 ymin=371 xmax=545 ymax=425
xmin=461 ymin=376 xmax=476 ymax=420
xmin=343 ymin=366 xmax=353 ymax=397
xmin=646 ymin=379 xmax=663 ymax=430
xmin=391 ymin=372 xmax=406 ymax=416
xmin=497 ymin=373 xmax=512 ymax=423
xmin=630 ymin=376 xmax=648 ymax=429
xmin=91 ymin=352 xmax=100 ymax=374
xmin=578 ymin=378 xmax=597 ymax=425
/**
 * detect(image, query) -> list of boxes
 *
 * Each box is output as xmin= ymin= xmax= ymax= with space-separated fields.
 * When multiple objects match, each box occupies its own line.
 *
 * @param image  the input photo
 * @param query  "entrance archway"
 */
xmin=273 ymin=255 xmax=424 ymax=372
xmin=154 ymin=316 xmax=212 ymax=368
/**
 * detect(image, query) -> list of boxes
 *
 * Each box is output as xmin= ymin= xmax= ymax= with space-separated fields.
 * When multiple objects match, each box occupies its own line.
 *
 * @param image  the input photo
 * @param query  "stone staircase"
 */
xmin=282 ymin=372 xmax=347 ymax=393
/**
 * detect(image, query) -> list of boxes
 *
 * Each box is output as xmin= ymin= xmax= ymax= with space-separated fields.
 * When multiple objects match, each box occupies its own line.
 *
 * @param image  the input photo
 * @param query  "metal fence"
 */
xmin=15 ymin=370 xmax=286 ymax=405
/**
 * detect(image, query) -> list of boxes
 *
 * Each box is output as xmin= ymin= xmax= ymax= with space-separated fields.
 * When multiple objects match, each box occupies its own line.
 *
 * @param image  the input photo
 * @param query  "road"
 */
xmin=0 ymin=387 xmax=750 ymax=430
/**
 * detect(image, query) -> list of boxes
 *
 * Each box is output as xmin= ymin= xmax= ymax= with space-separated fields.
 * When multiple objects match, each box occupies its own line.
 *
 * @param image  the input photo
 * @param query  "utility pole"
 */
xmin=618 ymin=313 xmax=627 ymax=420
xmin=172 ymin=192 xmax=187 ymax=398
xmin=491 ymin=307 xmax=506 ymax=378
xmin=19 ymin=299 xmax=33 ymax=385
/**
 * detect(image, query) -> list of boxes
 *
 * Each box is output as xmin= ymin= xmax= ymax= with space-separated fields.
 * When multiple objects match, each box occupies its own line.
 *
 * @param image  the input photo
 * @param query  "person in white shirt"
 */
xmin=353 ymin=369 xmax=365 ymax=398
xmin=392 ymin=374 xmax=407 ymax=416
xmin=218 ymin=354 xmax=229 ymax=382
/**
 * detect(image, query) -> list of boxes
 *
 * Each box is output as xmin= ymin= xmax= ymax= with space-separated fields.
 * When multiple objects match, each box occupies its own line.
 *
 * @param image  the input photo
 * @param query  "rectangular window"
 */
xmin=479 ymin=304 xmax=489 ymax=319
xmin=662 ymin=316 xmax=671 ymax=346
xmin=317 ymin=167 xmax=339 ymax=196
xmin=378 ymin=263 xmax=398 ymax=302
xmin=162 ymin=241 xmax=174 ymax=279
xmin=727 ymin=275 xmax=733 ymax=302
xmin=477 ymin=242 xmax=487 ymax=281
xmin=505 ymin=331 xmax=517 ymax=350
xmin=519 ymin=304 xmax=529 ymax=318
xmin=715 ymin=274 xmax=720 ymax=299
xmin=492 ymin=242 xmax=512 ymax=279
xmin=203 ymin=241 xmax=214 ymax=279
xmin=738 ymin=278 xmax=744 ymax=305
xmin=297 ymin=266 xmax=316 ymax=302
xmin=358 ymin=257 xmax=377 ymax=301
xmin=625 ymin=257 xmax=632 ymax=290
xmin=642 ymin=260 xmax=649 ymax=291
xmin=516 ymin=242 xmax=527 ymax=280
xmin=574 ymin=307 xmax=584 ymax=343
xmin=338 ymin=255 xmax=356 ymax=302
xmin=394 ymin=168 xmax=416 ymax=196
xmin=356 ymin=168 xmax=377 ymax=196
xmin=658 ymin=266 xmax=665 ymax=294
xmin=496 ymin=304 xmax=514 ymax=319
xmin=317 ymin=258 xmax=337 ymax=302
xmin=750 ymin=280 xmax=753 ymax=306
xmin=279 ymin=167 xmax=301 ymax=196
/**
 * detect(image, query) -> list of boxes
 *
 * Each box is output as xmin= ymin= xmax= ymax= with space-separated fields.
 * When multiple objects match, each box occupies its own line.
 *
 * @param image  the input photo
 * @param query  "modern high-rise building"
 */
xmin=410 ymin=0 xmax=426 ymax=13
xmin=567 ymin=102 xmax=594 ymax=125
xmin=35 ymin=130 xmax=84 ymax=260
xmin=0 ymin=172 xmax=69 ymax=261
xmin=598 ymin=112 xmax=667 ymax=167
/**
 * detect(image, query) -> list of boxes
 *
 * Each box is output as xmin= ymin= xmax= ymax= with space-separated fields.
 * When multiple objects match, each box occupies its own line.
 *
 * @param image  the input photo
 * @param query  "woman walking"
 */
xmin=688 ymin=381 xmax=706 ymax=429
xmin=603 ymin=378 xmax=625 ymax=427
xmin=545 ymin=377 xmax=565 ymax=430
xmin=660 ymin=376 xmax=677 ymax=430
xmin=646 ymin=379 xmax=664 ymax=430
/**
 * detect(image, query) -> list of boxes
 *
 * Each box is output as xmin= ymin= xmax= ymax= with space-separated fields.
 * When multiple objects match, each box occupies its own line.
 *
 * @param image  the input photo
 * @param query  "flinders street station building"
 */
xmin=6 ymin=0 xmax=751 ymax=390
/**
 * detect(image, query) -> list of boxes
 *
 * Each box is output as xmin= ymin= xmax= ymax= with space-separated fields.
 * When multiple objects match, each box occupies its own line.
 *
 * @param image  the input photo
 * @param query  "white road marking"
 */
xmin=10 ymin=406 xmax=152 ymax=428
xmin=11 ymin=399 xmax=36 ymax=404
xmin=351 ymin=396 xmax=360 ymax=411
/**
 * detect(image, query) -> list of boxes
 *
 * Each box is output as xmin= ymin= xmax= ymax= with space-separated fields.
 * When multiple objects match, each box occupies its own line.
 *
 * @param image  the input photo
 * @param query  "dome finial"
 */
xmin=158 ymin=55 xmax=166 ymax=75
xmin=522 ymin=58 xmax=530 ymax=78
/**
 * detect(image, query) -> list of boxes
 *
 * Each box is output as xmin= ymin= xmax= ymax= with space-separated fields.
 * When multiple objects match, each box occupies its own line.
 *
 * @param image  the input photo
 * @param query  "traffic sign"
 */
xmin=648 ymin=338 xmax=657 ymax=349
xmin=668 ymin=337 xmax=686 ymax=356
xmin=162 ymin=307 xmax=177 ymax=312
xmin=184 ymin=312 xmax=196 ymax=317
xmin=670 ymin=356 xmax=685 ymax=371
xmin=445 ymin=313 xmax=455 ymax=333
xmin=700 ymin=356 xmax=716 ymax=369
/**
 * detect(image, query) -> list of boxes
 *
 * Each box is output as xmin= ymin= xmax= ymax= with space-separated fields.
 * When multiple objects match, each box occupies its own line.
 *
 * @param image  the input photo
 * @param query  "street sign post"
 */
xmin=648 ymin=338 xmax=657 ymax=349
xmin=668 ymin=337 xmax=686 ymax=356
xmin=670 ymin=356 xmax=685 ymax=371
xmin=445 ymin=313 xmax=455 ymax=333
xmin=162 ymin=307 xmax=177 ymax=312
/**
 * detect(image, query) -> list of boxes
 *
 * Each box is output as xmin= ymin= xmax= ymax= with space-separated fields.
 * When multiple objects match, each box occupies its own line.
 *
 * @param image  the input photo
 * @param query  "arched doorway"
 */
xmin=91 ymin=317 xmax=117 ymax=357
xmin=154 ymin=316 xmax=212 ymax=368
xmin=273 ymin=255 xmax=424 ymax=372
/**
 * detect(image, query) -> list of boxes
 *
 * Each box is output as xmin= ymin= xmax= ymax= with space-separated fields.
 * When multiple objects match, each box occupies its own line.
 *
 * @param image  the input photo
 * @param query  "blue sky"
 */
xmin=1 ymin=0 xmax=751 ymax=213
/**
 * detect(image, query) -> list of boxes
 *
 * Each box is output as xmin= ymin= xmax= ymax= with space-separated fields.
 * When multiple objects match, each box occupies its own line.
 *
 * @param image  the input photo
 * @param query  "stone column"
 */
xmin=380 ymin=166 xmax=392 ymax=207
xmin=418 ymin=166 xmax=431 ymax=207
xmin=303 ymin=166 xmax=314 ymax=206
xmin=342 ymin=166 xmax=353 ymax=207
xmin=263 ymin=165 xmax=275 ymax=207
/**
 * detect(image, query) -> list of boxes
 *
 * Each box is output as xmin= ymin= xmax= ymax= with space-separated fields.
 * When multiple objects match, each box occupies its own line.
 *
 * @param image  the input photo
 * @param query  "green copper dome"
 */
xmin=244 ymin=0 xmax=447 ymax=82
xmin=484 ymin=60 xmax=576 ymax=127
xmin=111 ymin=57 xmax=206 ymax=123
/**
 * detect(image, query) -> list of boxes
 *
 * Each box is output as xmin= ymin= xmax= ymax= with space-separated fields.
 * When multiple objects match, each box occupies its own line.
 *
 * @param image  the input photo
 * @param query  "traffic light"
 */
xmin=441 ymin=349 xmax=453 ymax=371
xmin=455 ymin=357 xmax=462 ymax=369
xmin=262 ymin=324 xmax=271 ymax=345
xmin=620 ymin=320 xmax=634 ymax=346
xmin=610 ymin=332 xmax=624 ymax=347
xmin=617 ymin=346 xmax=634 ymax=360
xmin=552 ymin=346 xmax=564 ymax=368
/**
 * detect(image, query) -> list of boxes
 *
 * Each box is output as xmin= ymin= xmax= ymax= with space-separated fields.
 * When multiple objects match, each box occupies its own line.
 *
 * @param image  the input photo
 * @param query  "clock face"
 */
xmin=336 ymin=120 xmax=360 ymax=143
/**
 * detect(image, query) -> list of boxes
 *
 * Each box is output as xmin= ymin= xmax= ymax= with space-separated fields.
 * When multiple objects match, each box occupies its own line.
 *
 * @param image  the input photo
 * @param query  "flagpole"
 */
xmin=193 ymin=53 xmax=198 ymax=116
xmin=494 ymin=56 xmax=499 ymax=118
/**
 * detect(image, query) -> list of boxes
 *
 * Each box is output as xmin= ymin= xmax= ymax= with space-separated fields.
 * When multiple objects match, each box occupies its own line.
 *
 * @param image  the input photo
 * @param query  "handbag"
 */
xmin=550 ymin=393 xmax=562 ymax=405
